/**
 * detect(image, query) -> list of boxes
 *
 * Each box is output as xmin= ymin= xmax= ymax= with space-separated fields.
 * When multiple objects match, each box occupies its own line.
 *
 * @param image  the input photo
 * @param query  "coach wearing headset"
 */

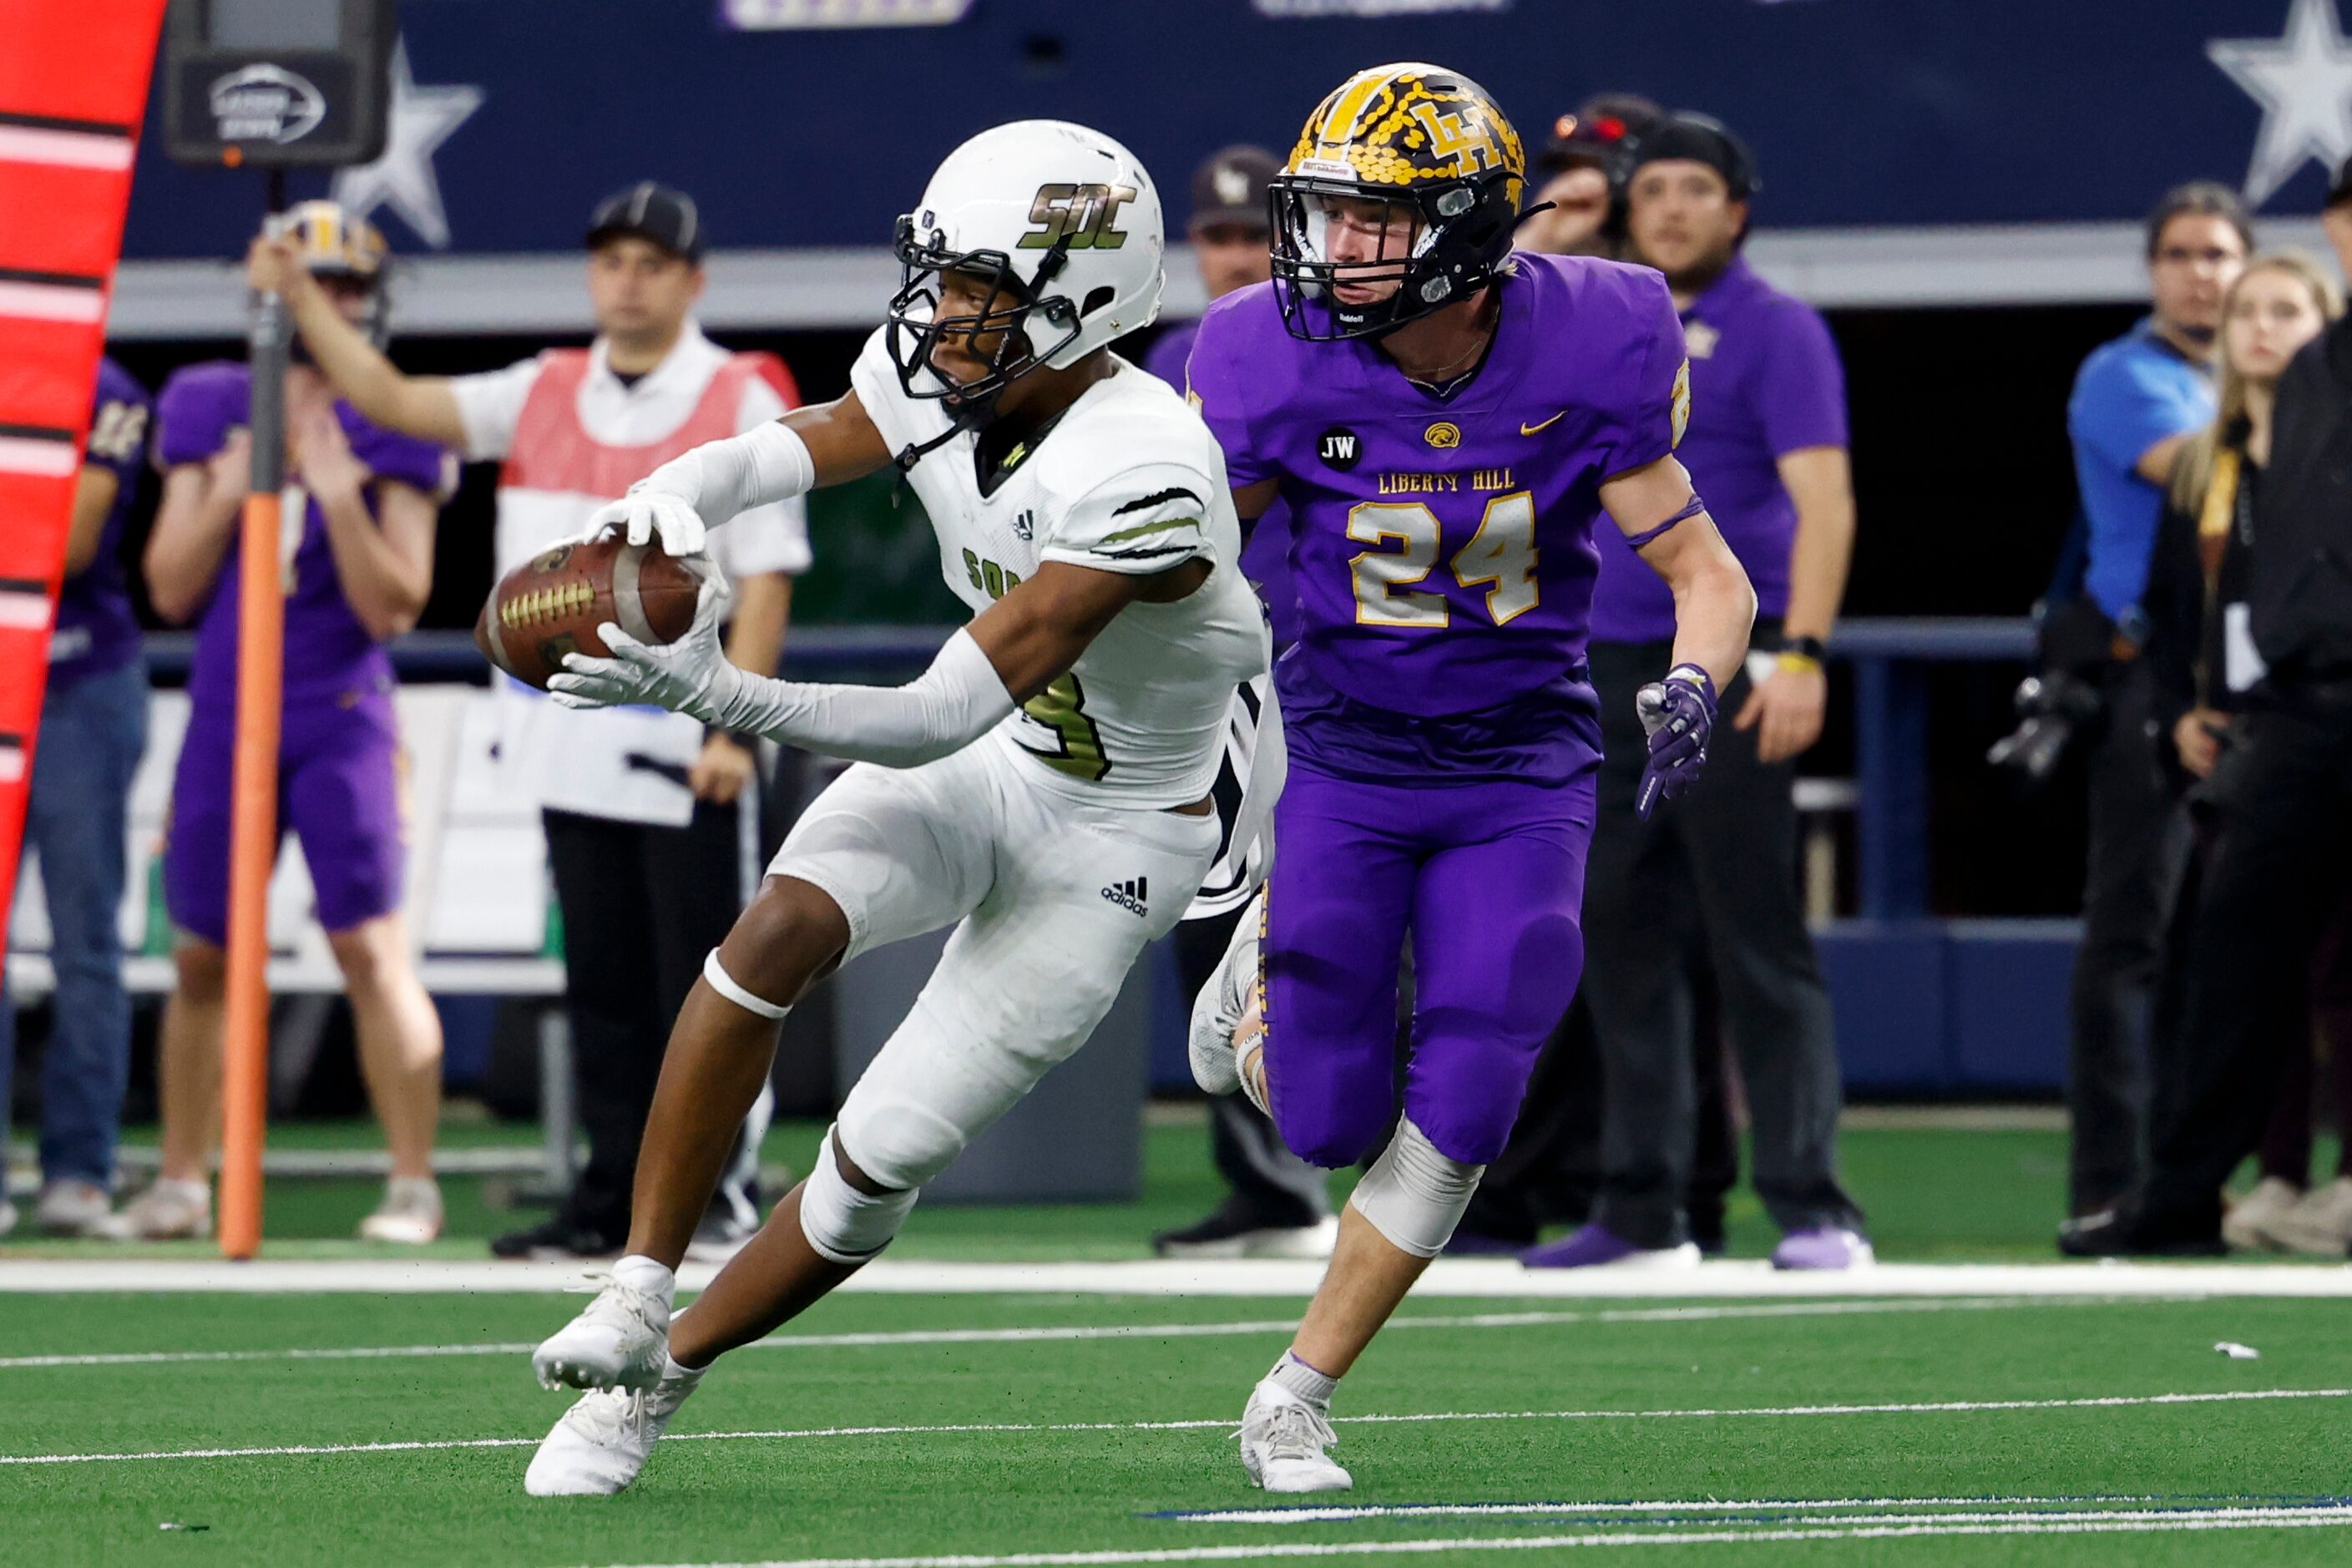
xmin=1526 ymin=114 xmax=1869 ymax=1272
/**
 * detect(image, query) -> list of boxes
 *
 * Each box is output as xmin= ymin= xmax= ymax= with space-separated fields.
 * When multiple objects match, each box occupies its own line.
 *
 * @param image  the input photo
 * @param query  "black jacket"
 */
xmin=2249 ymin=313 xmax=2352 ymax=684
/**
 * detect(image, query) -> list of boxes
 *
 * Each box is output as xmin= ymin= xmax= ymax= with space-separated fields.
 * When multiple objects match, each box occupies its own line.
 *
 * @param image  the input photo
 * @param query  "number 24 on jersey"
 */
xmin=1348 ymin=491 xmax=1537 ymax=630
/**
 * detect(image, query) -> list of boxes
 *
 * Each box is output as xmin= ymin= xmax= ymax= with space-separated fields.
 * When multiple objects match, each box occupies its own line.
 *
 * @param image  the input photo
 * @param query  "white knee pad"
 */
xmin=797 ymin=1125 xmax=920 ymax=1266
xmin=1346 ymin=1116 xmax=1485 ymax=1259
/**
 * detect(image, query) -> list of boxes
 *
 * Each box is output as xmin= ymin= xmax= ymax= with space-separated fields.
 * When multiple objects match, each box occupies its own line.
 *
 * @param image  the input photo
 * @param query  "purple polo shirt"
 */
xmin=1146 ymin=317 xmax=1301 ymax=651
xmin=51 ymin=357 xmax=149 ymax=686
xmin=155 ymin=362 xmax=453 ymax=709
xmin=1589 ymin=254 xmax=1847 ymax=643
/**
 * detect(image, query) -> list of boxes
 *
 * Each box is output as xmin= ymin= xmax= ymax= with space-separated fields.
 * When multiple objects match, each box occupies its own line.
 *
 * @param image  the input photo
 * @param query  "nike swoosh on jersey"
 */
xmin=1520 ymin=411 xmax=1566 ymax=435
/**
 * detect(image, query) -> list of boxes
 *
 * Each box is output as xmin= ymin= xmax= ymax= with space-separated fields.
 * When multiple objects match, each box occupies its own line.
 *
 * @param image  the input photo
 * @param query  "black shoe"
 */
xmin=490 ymin=1213 xmax=622 ymax=1260
xmin=1152 ymin=1199 xmax=1336 ymax=1259
xmin=2056 ymin=1202 xmax=2226 ymax=1258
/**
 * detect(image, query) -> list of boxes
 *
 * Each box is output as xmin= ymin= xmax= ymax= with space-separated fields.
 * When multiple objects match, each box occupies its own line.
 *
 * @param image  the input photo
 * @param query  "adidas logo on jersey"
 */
xmin=1014 ymin=509 xmax=1034 ymax=540
xmin=1100 ymin=876 xmax=1150 ymax=918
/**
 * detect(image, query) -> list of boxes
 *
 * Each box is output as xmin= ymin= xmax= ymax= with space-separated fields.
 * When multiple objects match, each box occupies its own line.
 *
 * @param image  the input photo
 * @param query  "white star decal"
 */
xmin=329 ymin=39 xmax=483 ymax=250
xmin=2209 ymin=0 xmax=2352 ymax=208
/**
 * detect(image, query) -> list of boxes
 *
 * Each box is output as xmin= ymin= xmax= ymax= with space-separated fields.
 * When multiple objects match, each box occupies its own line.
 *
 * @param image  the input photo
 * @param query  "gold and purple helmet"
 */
xmin=1269 ymin=63 xmax=1526 ymax=341
xmin=270 ymin=200 xmax=392 ymax=341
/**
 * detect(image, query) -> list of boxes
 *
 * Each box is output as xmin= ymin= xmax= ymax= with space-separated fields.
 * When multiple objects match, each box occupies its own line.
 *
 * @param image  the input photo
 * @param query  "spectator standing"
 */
xmin=121 ymin=205 xmax=452 ymax=1243
xmin=1455 ymin=92 xmax=1726 ymax=1255
xmin=1515 ymin=93 xmax=1659 ymax=260
xmin=1145 ymin=146 xmax=1333 ymax=1259
xmin=2142 ymin=252 xmax=2348 ymax=1253
xmin=2066 ymin=185 xmax=2352 ymax=1254
xmin=1527 ymin=114 xmax=1869 ymax=1272
xmin=2061 ymin=183 xmax=2249 ymax=1217
xmin=0 ymin=358 xmax=151 ymax=1237
xmin=250 ymin=185 xmax=807 ymax=1260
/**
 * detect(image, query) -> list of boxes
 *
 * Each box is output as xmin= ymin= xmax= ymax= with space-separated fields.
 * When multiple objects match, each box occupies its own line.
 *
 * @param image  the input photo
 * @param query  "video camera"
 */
xmin=1986 ymin=596 xmax=2139 ymax=784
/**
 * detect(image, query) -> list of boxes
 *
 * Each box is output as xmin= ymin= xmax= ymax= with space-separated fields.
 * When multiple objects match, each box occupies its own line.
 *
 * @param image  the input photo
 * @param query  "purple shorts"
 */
xmin=164 ymin=689 xmax=407 ymax=945
xmin=1261 ymin=760 xmax=1595 ymax=1169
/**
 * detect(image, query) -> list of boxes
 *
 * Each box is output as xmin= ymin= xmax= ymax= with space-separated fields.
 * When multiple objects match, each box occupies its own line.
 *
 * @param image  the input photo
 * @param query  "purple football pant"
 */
xmin=164 ymin=690 xmax=406 ymax=945
xmin=1262 ymin=759 xmax=1595 ymax=1169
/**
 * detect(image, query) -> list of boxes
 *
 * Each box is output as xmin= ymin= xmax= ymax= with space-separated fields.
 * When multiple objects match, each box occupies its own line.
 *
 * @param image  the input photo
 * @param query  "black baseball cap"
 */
xmin=1189 ymin=146 xmax=1279 ymax=235
xmin=1536 ymin=93 xmax=1662 ymax=176
xmin=1620 ymin=113 xmax=1761 ymax=202
xmin=585 ymin=182 xmax=705 ymax=262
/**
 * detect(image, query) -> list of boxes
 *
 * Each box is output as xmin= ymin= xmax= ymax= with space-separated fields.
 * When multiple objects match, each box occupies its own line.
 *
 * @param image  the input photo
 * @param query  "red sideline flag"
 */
xmin=0 ymin=0 xmax=169 ymax=928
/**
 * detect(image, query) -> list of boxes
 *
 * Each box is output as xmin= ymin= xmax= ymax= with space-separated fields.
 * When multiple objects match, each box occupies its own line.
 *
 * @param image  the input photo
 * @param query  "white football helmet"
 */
xmin=884 ymin=119 xmax=1165 ymax=441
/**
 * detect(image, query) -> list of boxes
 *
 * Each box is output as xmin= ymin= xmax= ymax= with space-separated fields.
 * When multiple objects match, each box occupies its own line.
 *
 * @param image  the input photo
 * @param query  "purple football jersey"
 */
xmin=52 ymin=357 xmax=150 ymax=686
xmin=155 ymin=363 xmax=451 ymax=708
xmin=1187 ymin=253 xmax=1686 ymax=778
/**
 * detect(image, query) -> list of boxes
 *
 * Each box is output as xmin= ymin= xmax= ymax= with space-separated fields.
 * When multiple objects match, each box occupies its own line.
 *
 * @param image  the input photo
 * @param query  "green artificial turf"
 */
xmin=3 ymin=1290 xmax=2350 ymax=1566
xmin=6 ymin=1113 xmax=2350 ymax=1563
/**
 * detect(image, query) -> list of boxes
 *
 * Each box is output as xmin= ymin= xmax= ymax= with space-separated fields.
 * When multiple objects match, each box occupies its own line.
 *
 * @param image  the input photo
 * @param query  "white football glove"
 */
xmin=549 ymin=569 xmax=740 ymax=720
xmin=581 ymin=482 xmax=709 ymax=558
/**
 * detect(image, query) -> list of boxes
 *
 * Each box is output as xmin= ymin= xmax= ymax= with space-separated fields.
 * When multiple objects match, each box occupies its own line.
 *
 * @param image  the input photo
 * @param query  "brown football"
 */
xmin=474 ymin=538 xmax=700 ymax=690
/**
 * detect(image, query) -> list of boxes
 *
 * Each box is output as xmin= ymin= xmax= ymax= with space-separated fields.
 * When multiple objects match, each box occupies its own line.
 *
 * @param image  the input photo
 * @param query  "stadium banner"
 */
xmin=118 ymin=0 xmax=2352 ymax=266
xmin=0 ymin=0 xmax=169 ymax=923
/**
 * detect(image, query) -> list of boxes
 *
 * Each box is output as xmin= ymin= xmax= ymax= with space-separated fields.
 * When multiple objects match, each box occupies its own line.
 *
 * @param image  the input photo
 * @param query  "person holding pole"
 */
xmin=109 ymin=203 xmax=452 ymax=1244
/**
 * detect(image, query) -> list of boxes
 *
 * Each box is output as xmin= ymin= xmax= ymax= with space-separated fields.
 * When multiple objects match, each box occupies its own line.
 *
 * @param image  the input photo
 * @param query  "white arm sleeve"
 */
xmin=634 ymin=419 xmax=818 ymax=528
xmin=704 ymin=627 xmax=1016 ymax=768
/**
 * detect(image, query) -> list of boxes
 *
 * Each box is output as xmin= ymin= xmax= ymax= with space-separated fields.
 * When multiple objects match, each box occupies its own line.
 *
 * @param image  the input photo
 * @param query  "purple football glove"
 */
xmin=1634 ymin=664 xmax=1717 ymax=818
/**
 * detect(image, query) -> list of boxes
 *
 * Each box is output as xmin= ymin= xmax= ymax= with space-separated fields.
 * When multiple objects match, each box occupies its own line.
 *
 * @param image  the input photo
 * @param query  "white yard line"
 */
xmin=3 ymin=1257 xmax=2351 ymax=1297
xmin=0 ymin=1294 xmax=2122 ymax=1373
xmin=4 ymin=1386 xmax=2344 ymax=1468
xmin=585 ymin=1508 xmax=2352 ymax=1567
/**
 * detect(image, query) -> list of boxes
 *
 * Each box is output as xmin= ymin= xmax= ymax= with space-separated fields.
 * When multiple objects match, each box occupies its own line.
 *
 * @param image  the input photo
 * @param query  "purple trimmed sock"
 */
xmin=1268 ymin=1350 xmax=1338 ymax=1406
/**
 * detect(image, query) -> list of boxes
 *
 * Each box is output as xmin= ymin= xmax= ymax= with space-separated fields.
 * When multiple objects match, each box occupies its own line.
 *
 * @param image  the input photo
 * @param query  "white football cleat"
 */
xmin=524 ymin=1363 xmax=703 ymax=1497
xmin=1239 ymin=1380 xmax=1352 ymax=1494
xmin=1187 ymin=898 xmax=1259 ymax=1098
xmin=358 ymin=1176 xmax=444 ymax=1245
xmin=533 ymin=1274 xmax=671 ymax=1393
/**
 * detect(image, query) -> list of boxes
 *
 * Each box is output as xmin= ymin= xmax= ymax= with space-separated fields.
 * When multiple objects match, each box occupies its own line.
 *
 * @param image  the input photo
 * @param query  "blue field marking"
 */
xmin=1144 ymin=1493 xmax=2352 ymax=1529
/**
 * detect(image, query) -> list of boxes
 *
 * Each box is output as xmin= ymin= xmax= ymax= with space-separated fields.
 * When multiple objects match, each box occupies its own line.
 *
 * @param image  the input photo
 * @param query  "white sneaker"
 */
xmin=33 ymin=1180 xmax=115 ymax=1237
xmin=359 ymin=1176 xmax=444 ymax=1245
xmin=1188 ymin=893 xmax=1262 ymax=1098
xmin=0 ymin=1198 xmax=17 ymax=1238
xmin=524 ymin=1363 xmax=703 ymax=1497
xmin=1239 ymin=1380 xmax=1352 ymax=1494
xmin=100 ymin=1178 xmax=211 ymax=1241
xmin=533 ymin=1274 xmax=671 ymax=1393
xmin=2264 ymin=1176 xmax=2352 ymax=1257
xmin=2222 ymin=1176 xmax=2303 ymax=1252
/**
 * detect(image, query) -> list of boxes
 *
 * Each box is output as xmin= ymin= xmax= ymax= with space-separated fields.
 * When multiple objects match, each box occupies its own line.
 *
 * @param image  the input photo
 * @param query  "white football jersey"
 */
xmin=850 ymin=328 xmax=1270 ymax=814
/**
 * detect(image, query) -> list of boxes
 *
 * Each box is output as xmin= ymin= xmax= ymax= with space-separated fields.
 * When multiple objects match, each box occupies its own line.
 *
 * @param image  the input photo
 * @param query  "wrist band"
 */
xmin=1775 ymin=652 xmax=1823 ymax=675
